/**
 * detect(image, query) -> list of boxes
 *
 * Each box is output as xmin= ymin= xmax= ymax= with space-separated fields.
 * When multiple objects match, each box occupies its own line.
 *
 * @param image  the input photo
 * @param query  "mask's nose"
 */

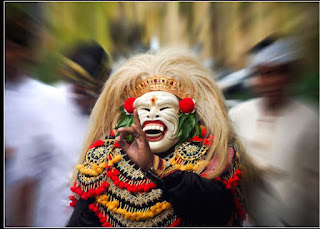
xmin=146 ymin=106 xmax=160 ymax=119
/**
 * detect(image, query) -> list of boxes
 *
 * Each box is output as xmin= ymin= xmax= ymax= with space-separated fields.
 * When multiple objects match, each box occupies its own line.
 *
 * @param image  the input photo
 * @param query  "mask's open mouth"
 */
xmin=142 ymin=120 xmax=167 ymax=141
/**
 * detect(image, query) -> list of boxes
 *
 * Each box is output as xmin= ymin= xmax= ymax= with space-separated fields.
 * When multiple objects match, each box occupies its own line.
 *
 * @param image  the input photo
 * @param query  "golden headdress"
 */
xmin=125 ymin=75 xmax=190 ymax=99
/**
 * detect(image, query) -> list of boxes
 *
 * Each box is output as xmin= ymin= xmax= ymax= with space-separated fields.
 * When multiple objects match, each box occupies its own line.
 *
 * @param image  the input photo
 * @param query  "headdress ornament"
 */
xmin=129 ymin=75 xmax=190 ymax=99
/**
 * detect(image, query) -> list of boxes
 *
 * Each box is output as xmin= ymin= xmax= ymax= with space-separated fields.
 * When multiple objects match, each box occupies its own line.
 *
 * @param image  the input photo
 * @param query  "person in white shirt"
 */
xmin=5 ymin=5 xmax=66 ymax=226
xmin=34 ymin=42 xmax=112 ymax=227
xmin=229 ymin=37 xmax=319 ymax=227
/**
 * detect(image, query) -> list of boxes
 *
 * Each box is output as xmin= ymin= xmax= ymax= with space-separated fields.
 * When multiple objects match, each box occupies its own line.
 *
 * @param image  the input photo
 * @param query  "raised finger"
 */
xmin=115 ymin=135 xmax=130 ymax=152
xmin=118 ymin=126 xmax=140 ymax=140
xmin=117 ymin=126 xmax=136 ymax=135
xmin=133 ymin=109 xmax=143 ymax=129
xmin=131 ymin=123 xmax=145 ymax=138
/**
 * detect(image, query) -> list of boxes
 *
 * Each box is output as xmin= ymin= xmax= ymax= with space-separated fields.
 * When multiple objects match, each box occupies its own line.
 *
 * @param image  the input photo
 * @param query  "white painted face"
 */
xmin=133 ymin=91 xmax=180 ymax=153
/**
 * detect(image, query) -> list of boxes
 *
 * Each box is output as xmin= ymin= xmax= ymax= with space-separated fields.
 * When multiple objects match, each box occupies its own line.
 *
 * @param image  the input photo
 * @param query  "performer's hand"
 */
xmin=115 ymin=109 xmax=153 ymax=172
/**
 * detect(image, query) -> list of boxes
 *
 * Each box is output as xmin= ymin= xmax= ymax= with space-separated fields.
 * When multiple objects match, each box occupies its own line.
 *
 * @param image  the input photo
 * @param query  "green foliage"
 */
xmin=115 ymin=106 xmax=134 ymax=143
xmin=176 ymin=113 xmax=201 ymax=147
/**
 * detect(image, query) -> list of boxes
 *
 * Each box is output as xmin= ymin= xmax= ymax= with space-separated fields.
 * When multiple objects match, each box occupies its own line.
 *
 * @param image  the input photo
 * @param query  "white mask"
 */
xmin=133 ymin=91 xmax=180 ymax=153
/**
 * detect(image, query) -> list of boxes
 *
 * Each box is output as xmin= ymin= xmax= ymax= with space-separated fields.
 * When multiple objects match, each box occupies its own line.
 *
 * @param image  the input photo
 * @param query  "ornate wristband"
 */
xmin=144 ymin=167 xmax=165 ymax=189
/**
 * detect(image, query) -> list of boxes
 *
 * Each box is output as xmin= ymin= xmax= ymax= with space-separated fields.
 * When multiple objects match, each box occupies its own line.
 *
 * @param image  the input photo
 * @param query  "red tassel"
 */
xmin=93 ymin=206 xmax=99 ymax=212
xmin=124 ymin=183 xmax=129 ymax=189
xmin=215 ymin=177 xmax=222 ymax=182
xmin=96 ymin=187 xmax=105 ymax=195
xmin=127 ymin=185 xmax=133 ymax=192
xmin=233 ymin=174 xmax=240 ymax=181
xmin=107 ymin=171 xmax=113 ymax=178
xmin=95 ymin=140 xmax=104 ymax=147
xmin=100 ymin=217 xmax=107 ymax=223
xmin=132 ymin=185 xmax=138 ymax=193
xmin=137 ymin=185 xmax=143 ymax=192
xmin=143 ymin=185 xmax=150 ymax=192
xmin=119 ymin=181 xmax=124 ymax=189
xmin=75 ymin=187 xmax=82 ymax=195
xmin=114 ymin=142 xmax=120 ymax=148
xmin=226 ymin=184 xmax=232 ymax=189
xmin=114 ymin=179 xmax=120 ymax=186
xmin=87 ymin=189 xmax=94 ymax=197
xmin=112 ymin=169 xmax=119 ymax=176
xmin=222 ymin=180 xmax=228 ymax=185
xmin=102 ymin=181 xmax=110 ymax=188
xmin=149 ymin=182 xmax=156 ymax=189
xmin=89 ymin=203 xmax=95 ymax=210
xmin=228 ymin=177 xmax=235 ymax=185
xmin=100 ymin=186 xmax=106 ymax=192
xmin=200 ymin=127 xmax=207 ymax=137
xmin=169 ymin=217 xmax=182 ymax=227
xmin=235 ymin=168 xmax=242 ymax=176
xmin=69 ymin=199 xmax=78 ymax=207
xmin=81 ymin=193 xmax=88 ymax=200
xmin=95 ymin=188 xmax=102 ymax=196
xmin=97 ymin=212 xmax=103 ymax=219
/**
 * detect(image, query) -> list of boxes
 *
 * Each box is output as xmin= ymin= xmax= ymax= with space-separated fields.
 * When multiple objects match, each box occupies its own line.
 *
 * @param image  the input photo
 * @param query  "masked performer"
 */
xmin=67 ymin=49 xmax=252 ymax=227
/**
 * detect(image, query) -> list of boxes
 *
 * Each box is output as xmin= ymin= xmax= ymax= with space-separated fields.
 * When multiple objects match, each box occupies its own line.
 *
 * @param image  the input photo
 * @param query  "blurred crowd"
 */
xmin=229 ymin=36 xmax=319 ymax=226
xmin=5 ymin=6 xmax=112 ymax=227
xmin=5 ymin=3 xmax=319 ymax=227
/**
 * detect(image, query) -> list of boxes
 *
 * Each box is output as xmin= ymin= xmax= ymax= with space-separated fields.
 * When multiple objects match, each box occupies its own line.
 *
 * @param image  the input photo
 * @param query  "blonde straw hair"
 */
xmin=71 ymin=48 xmax=256 ymax=185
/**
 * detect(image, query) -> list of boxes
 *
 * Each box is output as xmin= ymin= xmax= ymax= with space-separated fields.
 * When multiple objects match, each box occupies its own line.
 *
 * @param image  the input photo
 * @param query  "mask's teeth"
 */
xmin=143 ymin=124 xmax=165 ymax=132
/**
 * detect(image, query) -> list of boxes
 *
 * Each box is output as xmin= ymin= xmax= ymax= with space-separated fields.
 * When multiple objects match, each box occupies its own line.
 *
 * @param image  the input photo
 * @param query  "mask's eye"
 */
xmin=160 ymin=107 xmax=170 ymax=111
xmin=141 ymin=108 xmax=150 ymax=112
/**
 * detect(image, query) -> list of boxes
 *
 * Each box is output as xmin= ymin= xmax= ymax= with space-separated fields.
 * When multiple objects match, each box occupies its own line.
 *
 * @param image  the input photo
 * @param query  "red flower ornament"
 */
xmin=200 ymin=126 xmax=207 ymax=136
xmin=179 ymin=98 xmax=196 ymax=114
xmin=89 ymin=139 xmax=104 ymax=149
xmin=124 ymin=98 xmax=136 ymax=115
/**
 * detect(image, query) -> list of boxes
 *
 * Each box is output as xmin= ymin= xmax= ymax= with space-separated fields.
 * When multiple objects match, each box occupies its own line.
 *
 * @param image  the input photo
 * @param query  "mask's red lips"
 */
xmin=142 ymin=120 xmax=167 ymax=141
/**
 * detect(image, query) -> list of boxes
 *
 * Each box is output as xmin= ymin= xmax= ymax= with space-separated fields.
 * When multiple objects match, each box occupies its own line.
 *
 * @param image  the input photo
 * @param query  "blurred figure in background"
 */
xmin=229 ymin=37 xmax=319 ymax=226
xmin=56 ymin=41 xmax=112 ymax=115
xmin=218 ymin=35 xmax=277 ymax=107
xmin=5 ymin=4 xmax=65 ymax=226
xmin=34 ymin=41 xmax=113 ymax=226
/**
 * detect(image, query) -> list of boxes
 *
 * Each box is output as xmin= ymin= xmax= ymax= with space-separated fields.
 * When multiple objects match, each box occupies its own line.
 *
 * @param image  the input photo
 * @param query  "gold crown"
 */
xmin=132 ymin=75 xmax=189 ymax=99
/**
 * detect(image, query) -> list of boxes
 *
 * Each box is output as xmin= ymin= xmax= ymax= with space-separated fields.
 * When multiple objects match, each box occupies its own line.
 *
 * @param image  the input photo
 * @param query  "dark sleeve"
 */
xmin=66 ymin=198 xmax=101 ymax=227
xmin=162 ymin=170 xmax=234 ymax=226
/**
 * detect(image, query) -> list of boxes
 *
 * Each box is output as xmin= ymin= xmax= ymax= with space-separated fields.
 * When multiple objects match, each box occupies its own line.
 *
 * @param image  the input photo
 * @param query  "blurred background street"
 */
xmin=4 ymin=2 xmax=319 ymax=227
xmin=6 ymin=2 xmax=319 ymax=107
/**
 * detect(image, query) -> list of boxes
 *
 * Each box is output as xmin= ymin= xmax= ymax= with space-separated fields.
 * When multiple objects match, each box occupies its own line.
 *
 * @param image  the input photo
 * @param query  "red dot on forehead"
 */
xmin=150 ymin=96 xmax=158 ymax=105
